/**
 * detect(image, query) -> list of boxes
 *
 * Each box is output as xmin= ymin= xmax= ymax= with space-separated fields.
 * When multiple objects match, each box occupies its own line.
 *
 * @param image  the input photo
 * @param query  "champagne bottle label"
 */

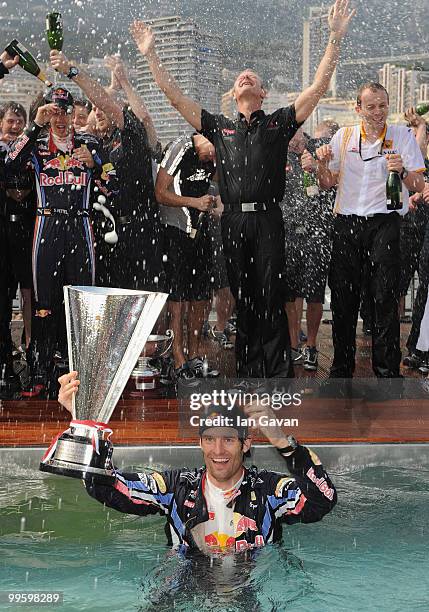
xmin=15 ymin=41 xmax=30 ymax=54
xmin=306 ymin=185 xmax=319 ymax=197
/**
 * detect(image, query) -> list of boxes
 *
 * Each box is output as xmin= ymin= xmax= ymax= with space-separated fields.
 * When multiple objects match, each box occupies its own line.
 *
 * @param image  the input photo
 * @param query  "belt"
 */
xmin=36 ymin=208 xmax=89 ymax=217
xmin=336 ymin=213 xmax=382 ymax=221
xmin=224 ymin=201 xmax=279 ymax=213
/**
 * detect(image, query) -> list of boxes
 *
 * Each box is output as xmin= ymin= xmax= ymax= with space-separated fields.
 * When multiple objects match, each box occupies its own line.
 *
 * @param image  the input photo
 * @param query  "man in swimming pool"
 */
xmin=58 ymin=372 xmax=337 ymax=553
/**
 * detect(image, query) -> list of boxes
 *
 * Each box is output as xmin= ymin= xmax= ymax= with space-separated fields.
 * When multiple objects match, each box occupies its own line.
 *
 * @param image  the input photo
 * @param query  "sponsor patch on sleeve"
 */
xmin=152 ymin=472 xmax=167 ymax=494
xmin=275 ymin=477 xmax=293 ymax=497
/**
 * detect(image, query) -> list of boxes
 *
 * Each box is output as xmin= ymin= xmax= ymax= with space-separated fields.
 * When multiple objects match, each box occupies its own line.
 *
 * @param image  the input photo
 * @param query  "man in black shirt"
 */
xmin=131 ymin=4 xmax=354 ymax=378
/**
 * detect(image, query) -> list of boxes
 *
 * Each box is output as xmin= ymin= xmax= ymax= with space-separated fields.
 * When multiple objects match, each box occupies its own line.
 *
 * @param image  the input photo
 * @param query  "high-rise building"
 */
xmin=135 ymin=16 xmax=222 ymax=144
xmin=0 ymin=69 xmax=45 ymax=117
xmin=302 ymin=6 xmax=336 ymax=97
xmin=378 ymin=63 xmax=429 ymax=114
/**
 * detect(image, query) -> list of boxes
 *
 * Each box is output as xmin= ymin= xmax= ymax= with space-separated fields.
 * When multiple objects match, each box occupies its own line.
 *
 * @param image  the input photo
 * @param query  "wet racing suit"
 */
xmin=6 ymin=123 xmax=102 ymax=386
xmin=86 ymin=443 xmax=337 ymax=553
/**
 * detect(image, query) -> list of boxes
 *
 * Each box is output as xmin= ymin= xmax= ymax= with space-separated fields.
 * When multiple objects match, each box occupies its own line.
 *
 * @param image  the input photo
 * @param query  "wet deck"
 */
xmin=1 ymin=322 xmax=428 ymax=447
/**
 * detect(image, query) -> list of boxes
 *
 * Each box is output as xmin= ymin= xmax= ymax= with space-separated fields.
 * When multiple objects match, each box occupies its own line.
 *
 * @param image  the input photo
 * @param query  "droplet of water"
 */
xmin=20 ymin=517 xmax=26 ymax=532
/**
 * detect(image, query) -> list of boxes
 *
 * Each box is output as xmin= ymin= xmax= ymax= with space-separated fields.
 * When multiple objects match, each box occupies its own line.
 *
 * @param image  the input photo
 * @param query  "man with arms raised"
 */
xmin=131 ymin=0 xmax=355 ymax=378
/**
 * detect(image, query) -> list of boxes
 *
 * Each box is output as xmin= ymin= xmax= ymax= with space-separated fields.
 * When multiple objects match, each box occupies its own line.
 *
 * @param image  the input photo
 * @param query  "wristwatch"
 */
xmin=400 ymin=168 xmax=409 ymax=181
xmin=330 ymin=37 xmax=339 ymax=45
xmin=66 ymin=66 xmax=79 ymax=80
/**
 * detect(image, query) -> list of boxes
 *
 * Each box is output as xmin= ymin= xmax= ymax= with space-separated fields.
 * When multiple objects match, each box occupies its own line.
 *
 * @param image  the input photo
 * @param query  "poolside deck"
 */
xmin=1 ymin=322 xmax=428 ymax=447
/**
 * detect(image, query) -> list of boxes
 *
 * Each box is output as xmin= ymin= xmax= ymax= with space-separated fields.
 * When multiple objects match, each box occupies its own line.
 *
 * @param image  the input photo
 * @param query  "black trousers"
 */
xmin=329 ymin=213 xmax=401 ymax=378
xmin=29 ymin=216 xmax=94 ymax=384
xmin=111 ymin=219 xmax=164 ymax=292
xmin=221 ymin=207 xmax=292 ymax=378
xmin=407 ymin=221 xmax=429 ymax=354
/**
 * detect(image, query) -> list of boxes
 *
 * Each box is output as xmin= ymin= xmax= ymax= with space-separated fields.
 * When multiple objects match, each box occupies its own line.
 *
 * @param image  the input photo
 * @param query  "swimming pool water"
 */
xmin=0 ymin=447 xmax=428 ymax=611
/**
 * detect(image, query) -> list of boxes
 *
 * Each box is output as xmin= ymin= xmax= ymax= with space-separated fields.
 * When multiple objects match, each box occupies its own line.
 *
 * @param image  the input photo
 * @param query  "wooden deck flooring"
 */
xmin=1 ymin=322 xmax=428 ymax=447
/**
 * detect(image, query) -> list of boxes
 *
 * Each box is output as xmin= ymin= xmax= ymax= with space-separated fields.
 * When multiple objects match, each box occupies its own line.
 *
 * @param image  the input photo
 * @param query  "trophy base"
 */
xmin=40 ymin=460 xmax=115 ymax=485
xmin=39 ymin=430 xmax=115 ymax=485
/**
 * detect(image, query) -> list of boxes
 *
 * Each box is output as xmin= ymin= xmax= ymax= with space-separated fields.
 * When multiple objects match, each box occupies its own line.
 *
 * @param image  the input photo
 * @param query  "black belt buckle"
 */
xmin=241 ymin=202 xmax=261 ymax=212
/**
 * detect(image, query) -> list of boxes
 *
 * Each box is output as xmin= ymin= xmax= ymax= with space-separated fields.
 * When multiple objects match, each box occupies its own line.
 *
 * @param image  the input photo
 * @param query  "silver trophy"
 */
xmin=40 ymin=286 xmax=168 ymax=483
xmin=124 ymin=330 xmax=174 ymax=397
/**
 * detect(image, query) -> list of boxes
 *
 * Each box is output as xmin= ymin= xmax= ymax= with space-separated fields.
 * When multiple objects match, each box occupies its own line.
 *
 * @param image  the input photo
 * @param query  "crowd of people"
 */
xmin=1 ymin=2 xmax=429 ymax=400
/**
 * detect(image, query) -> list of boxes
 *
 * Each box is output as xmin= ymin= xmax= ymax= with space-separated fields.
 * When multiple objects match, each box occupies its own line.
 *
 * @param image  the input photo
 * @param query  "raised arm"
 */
xmin=104 ymin=55 xmax=159 ymax=151
xmin=243 ymin=402 xmax=337 ymax=522
xmin=6 ymin=104 xmax=60 ymax=170
xmin=130 ymin=20 xmax=202 ymax=131
xmin=50 ymin=50 xmax=125 ymax=129
xmin=295 ymin=0 xmax=355 ymax=124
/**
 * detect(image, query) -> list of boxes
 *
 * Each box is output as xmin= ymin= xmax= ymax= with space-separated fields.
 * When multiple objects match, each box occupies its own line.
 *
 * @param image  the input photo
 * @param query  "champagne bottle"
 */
xmin=4 ymin=40 xmax=52 ymax=86
xmin=416 ymin=103 xmax=429 ymax=116
xmin=46 ymin=12 xmax=63 ymax=51
xmin=303 ymin=170 xmax=319 ymax=198
xmin=386 ymin=171 xmax=403 ymax=211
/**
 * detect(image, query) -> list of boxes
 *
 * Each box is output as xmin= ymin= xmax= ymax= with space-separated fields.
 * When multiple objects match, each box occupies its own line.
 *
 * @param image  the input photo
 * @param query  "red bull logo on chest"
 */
xmin=39 ymin=171 xmax=88 ymax=187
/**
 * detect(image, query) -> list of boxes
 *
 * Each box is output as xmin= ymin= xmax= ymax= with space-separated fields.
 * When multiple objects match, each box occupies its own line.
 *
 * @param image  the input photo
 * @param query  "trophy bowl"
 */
xmin=123 ymin=330 xmax=174 ymax=397
xmin=39 ymin=286 xmax=168 ymax=482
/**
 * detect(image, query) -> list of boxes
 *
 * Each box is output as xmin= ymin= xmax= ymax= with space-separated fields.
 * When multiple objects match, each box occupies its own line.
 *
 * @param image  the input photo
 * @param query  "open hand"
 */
xmin=130 ymin=21 xmax=156 ymax=56
xmin=404 ymin=107 xmax=426 ymax=127
xmin=328 ymin=0 xmax=356 ymax=39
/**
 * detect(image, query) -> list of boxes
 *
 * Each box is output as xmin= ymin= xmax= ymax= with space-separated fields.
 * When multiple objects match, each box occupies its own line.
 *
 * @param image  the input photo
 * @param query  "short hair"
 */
xmin=0 ymin=101 xmax=27 ymax=123
xmin=357 ymin=82 xmax=389 ymax=106
xmin=74 ymin=98 xmax=92 ymax=112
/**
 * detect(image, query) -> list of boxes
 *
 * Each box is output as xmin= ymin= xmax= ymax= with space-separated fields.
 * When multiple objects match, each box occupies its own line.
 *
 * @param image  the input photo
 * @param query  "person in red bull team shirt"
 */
xmin=58 ymin=372 xmax=337 ymax=554
xmin=6 ymin=87 xmax=102 ymax=397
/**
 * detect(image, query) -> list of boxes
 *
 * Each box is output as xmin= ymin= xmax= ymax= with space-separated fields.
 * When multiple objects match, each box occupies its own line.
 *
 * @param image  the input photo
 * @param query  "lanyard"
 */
xmin=358 ymin=132 xmax=386 ymax=162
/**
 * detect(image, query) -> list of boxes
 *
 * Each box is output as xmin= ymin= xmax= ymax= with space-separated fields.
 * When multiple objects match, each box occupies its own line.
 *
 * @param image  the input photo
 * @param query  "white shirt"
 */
xmin=328 ymin=123 xmax=425 ymax=217
xmin=203 ymin=472 xmax=244 ymax=551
